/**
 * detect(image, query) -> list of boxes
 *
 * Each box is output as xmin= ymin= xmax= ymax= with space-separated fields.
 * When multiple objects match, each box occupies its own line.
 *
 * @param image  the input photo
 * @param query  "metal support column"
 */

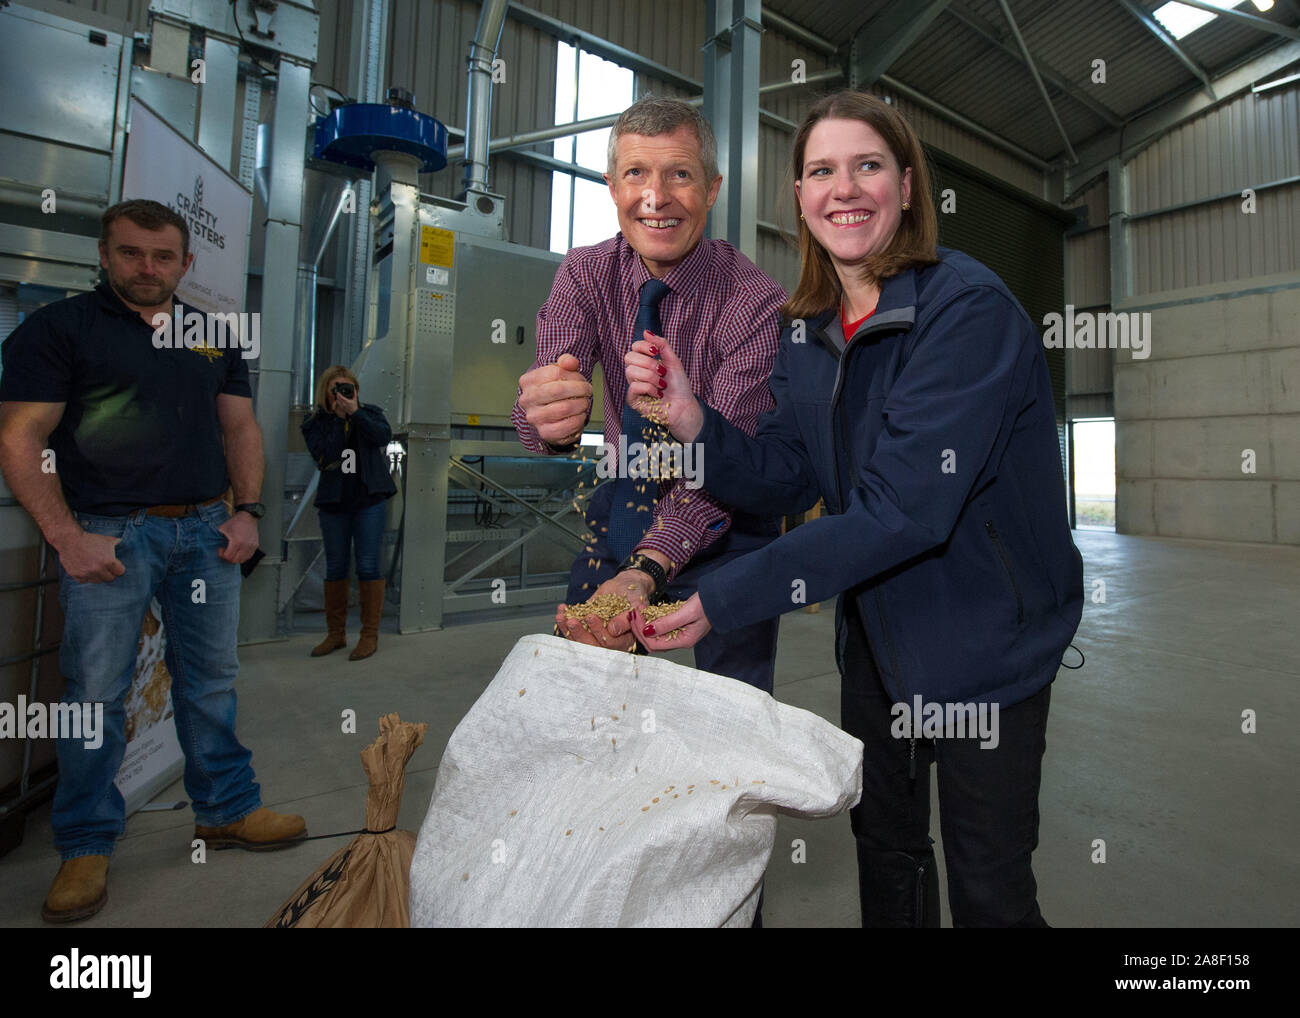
xmin=703 ymin=0 xmax=732 ymax=243
xmin=341 ymin=0 xmax=389 ymax=364
xmin=239 ymin=56 xmax=313 ymax=644
xmin=1107 ymin=156 xmax=1131 ymax=306
xmin=726 ymin=0 xmax=762 ymax=260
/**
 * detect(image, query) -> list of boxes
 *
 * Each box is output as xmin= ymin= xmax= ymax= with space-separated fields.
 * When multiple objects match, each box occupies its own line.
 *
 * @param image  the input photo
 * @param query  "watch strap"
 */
xmin=618 ymin=553 xmax=668 ymax=603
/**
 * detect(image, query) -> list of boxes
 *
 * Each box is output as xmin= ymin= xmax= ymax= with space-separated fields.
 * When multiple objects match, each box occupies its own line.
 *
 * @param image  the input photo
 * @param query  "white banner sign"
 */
xmin=113 ymin=602 xmax=184 ymax=816
xmin=121 ymin=99 xmax=252 ymax=317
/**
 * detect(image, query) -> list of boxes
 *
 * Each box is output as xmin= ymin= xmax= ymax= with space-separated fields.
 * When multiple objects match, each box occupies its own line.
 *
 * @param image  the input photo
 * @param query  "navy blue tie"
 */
xmin=608 ymin=278 xmax=671 ymax=561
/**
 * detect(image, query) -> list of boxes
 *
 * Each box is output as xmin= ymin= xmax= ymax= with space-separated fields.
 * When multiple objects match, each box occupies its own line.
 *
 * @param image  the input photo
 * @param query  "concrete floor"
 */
xmin=1 ymin=529 xmax=1296 ymax=927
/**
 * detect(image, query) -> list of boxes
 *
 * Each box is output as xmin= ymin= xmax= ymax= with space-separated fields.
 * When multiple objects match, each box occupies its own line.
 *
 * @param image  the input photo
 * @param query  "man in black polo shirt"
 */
xmin=0 ymin=199 xmax=306 ymax=923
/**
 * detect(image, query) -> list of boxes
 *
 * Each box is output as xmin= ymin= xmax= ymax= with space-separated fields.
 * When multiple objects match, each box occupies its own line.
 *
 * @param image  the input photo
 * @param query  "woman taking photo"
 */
xmin=625 ymin=90 xmax=1083 ymax=927
xmin=301 ymin=366 xmax=396 ymax=661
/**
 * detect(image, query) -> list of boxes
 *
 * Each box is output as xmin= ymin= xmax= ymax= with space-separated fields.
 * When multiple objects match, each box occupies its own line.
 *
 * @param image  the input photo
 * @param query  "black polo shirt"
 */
xmin=0 ymin=283 xmax=252 ymax=514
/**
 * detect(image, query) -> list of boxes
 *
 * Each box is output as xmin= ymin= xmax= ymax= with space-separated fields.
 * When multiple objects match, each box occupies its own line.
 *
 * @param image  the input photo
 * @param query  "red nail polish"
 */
xmin=658 ymin=365 xmax=667 ymax=376
xmin=643 ymin=624 xmax=656 ymax=636
xmin=649 ymin=345 xmax=659 ymax=356
xmin=658 ymin=379 xmax=667 ymax=389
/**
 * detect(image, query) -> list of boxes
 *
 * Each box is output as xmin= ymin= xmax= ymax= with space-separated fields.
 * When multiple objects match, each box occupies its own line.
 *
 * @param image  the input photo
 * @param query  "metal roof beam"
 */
xmin=946 ymin=2 xmax=1123 ymax=128
xmin=878 ymin=73 xmax=1053 ymax=171
xmin=995 ymin=0 xmax=1077 ymax=163
xmin=759 ymin=67 xmax=843 ymax=95
xmin=847 ymin=0 xmax=953 ymax=88
xmin=506 ymin=2 xmax=701 ymax=93
xmin=1066 ymin=38 xmax=1300 ymax=189
xmin=760 ymin=6 xmax=837 ymax=56
xmin=1173 ymin=0 xmax=1300 ymax=41
xmin=1114 ymin=0 xmax=1217 ymax=99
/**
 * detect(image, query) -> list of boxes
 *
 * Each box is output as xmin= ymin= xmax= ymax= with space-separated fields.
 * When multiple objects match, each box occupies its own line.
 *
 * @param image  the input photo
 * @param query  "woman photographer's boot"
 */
xmin=350 ymin=579 xmax=385 ymax=660
xmin=311 ymin=579 xmax=349 ymax=656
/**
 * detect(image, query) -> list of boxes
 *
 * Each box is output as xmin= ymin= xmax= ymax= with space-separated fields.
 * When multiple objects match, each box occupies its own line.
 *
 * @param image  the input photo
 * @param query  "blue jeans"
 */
xmin=318 ymin=500 xmax=387 ymax=581
xmin=566 ymin=482 xmax=781 ymax=694
xmin=53 ymin=502 xmax=260 ymax=859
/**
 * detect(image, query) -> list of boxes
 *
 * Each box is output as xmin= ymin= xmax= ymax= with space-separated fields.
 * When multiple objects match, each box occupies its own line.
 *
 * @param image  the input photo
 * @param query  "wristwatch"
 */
xmin=235 ymin=502 xmax=266 ymax=519
xmin=617 ymin=552 xmax=668 ymax=604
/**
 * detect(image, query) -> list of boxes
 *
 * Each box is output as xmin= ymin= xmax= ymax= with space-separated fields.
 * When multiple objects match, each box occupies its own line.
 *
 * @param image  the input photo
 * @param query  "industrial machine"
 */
xmin=295 ymin=80 xmax=608 ymax=633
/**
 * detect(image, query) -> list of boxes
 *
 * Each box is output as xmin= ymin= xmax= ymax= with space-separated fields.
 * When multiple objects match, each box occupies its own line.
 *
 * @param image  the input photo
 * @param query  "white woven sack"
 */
xmin=410 ymin=634 xmax=862 ymax=927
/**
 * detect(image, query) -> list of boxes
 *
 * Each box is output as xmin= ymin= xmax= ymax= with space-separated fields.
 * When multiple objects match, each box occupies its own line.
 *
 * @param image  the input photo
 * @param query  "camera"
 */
xmin=332 ymin=382 xmax=355 ymax=399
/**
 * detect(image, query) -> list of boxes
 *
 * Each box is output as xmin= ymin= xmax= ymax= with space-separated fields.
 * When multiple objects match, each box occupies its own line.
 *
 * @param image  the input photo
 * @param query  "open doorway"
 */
xmin=1071 ymin=418 xmax=1115 ymax=531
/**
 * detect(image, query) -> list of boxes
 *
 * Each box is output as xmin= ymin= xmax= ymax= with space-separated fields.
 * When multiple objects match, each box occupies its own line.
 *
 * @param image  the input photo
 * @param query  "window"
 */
xmin=1152 ymin=1 xmax=1270 ymax=41
xmin=549 ymin=42 xmax=634 ymax=254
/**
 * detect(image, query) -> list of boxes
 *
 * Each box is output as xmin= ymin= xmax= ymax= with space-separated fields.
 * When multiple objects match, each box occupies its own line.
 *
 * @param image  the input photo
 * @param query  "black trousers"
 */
xmin=840 ymin=598 xmax=1052 ymax=928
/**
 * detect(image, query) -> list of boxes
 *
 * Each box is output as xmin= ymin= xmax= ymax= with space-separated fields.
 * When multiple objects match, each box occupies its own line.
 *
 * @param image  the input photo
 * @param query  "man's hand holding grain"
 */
xmin=518 ymin=353 xmax=592 ymax=448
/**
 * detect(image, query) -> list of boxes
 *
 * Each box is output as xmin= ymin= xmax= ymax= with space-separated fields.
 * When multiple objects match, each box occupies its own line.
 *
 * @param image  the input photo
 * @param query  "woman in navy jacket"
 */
xmin=626 ymin=91 xmax=1083 ymax=927
xmin=301 ymin=366 xmax=397 ymax=661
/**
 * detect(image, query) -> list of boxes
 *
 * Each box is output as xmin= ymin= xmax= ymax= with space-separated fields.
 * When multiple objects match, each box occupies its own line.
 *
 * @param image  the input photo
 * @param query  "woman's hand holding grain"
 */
xmin=631 ymin=592 xmax=712 ymax=652
xmin=624 ymin=335 xmax=704 ymax=443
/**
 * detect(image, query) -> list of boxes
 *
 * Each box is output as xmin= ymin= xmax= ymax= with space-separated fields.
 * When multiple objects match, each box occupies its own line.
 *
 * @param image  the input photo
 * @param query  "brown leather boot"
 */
xmin=42 ymin=854 xmax=109 ymax=923
xmin=312 ymin=578 xmax=350 ymax=656
xmin=349 ymin=578 xmax=385 ymax=660
xmin=195 ymin=807 xmax=307 ymax=851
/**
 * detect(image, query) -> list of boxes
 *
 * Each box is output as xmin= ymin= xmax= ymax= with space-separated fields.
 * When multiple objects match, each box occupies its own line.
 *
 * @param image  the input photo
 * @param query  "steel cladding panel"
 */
xmin=448 ymin=237 xmax=607 ymax=430
xmin=0 ymin=8 xmax=123 ymax=152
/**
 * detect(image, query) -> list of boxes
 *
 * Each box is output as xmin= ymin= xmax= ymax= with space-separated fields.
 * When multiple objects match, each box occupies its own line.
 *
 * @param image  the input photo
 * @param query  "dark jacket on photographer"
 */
xmin=301 ymin=404 xmax=397 ymax=512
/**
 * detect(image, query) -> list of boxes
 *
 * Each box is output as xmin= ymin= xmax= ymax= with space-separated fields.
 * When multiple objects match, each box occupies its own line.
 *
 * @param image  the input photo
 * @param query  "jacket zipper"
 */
xmin=984 ymin=520 xmax=1024 ymax=624
xmin=914 ymin=860 xmax=927 ymax=928
xmin=824 ymin=318 xmax=915 ymax=721
xmin=826 ymin=315 xmax=896 ymax=510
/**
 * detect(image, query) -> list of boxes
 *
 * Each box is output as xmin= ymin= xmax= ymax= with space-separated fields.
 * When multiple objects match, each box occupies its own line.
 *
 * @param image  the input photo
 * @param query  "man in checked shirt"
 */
xmin=511 ymin=96 xmax=787 ymax=693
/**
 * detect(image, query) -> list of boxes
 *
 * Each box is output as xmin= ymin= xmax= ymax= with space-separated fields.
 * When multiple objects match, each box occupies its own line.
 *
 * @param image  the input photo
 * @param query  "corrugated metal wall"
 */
xmin=52 ymin=0 xmax=1051 ymax=289
xmin=876 ymin=90 xmax=1045 ymax=198
xmin=1128 ymin=83 xmax=1300 ymax=295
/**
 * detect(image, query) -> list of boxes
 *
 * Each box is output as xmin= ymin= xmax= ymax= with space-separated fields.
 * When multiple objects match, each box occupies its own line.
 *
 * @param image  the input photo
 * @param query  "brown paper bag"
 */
xmin=266 ymin=713 xmax=428 ymax=928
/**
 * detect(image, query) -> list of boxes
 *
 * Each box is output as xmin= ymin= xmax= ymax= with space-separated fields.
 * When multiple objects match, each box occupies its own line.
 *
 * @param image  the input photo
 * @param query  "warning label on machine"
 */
xmin=420 ymin=226 xmax=455 ymax=267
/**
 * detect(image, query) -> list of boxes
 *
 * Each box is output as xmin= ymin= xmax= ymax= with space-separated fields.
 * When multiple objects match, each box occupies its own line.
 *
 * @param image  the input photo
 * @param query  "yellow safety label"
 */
xmin=419 ymin=226 xmax=455 ymax=267
xmin=467 ymin=414 xmax=480 ymax=426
